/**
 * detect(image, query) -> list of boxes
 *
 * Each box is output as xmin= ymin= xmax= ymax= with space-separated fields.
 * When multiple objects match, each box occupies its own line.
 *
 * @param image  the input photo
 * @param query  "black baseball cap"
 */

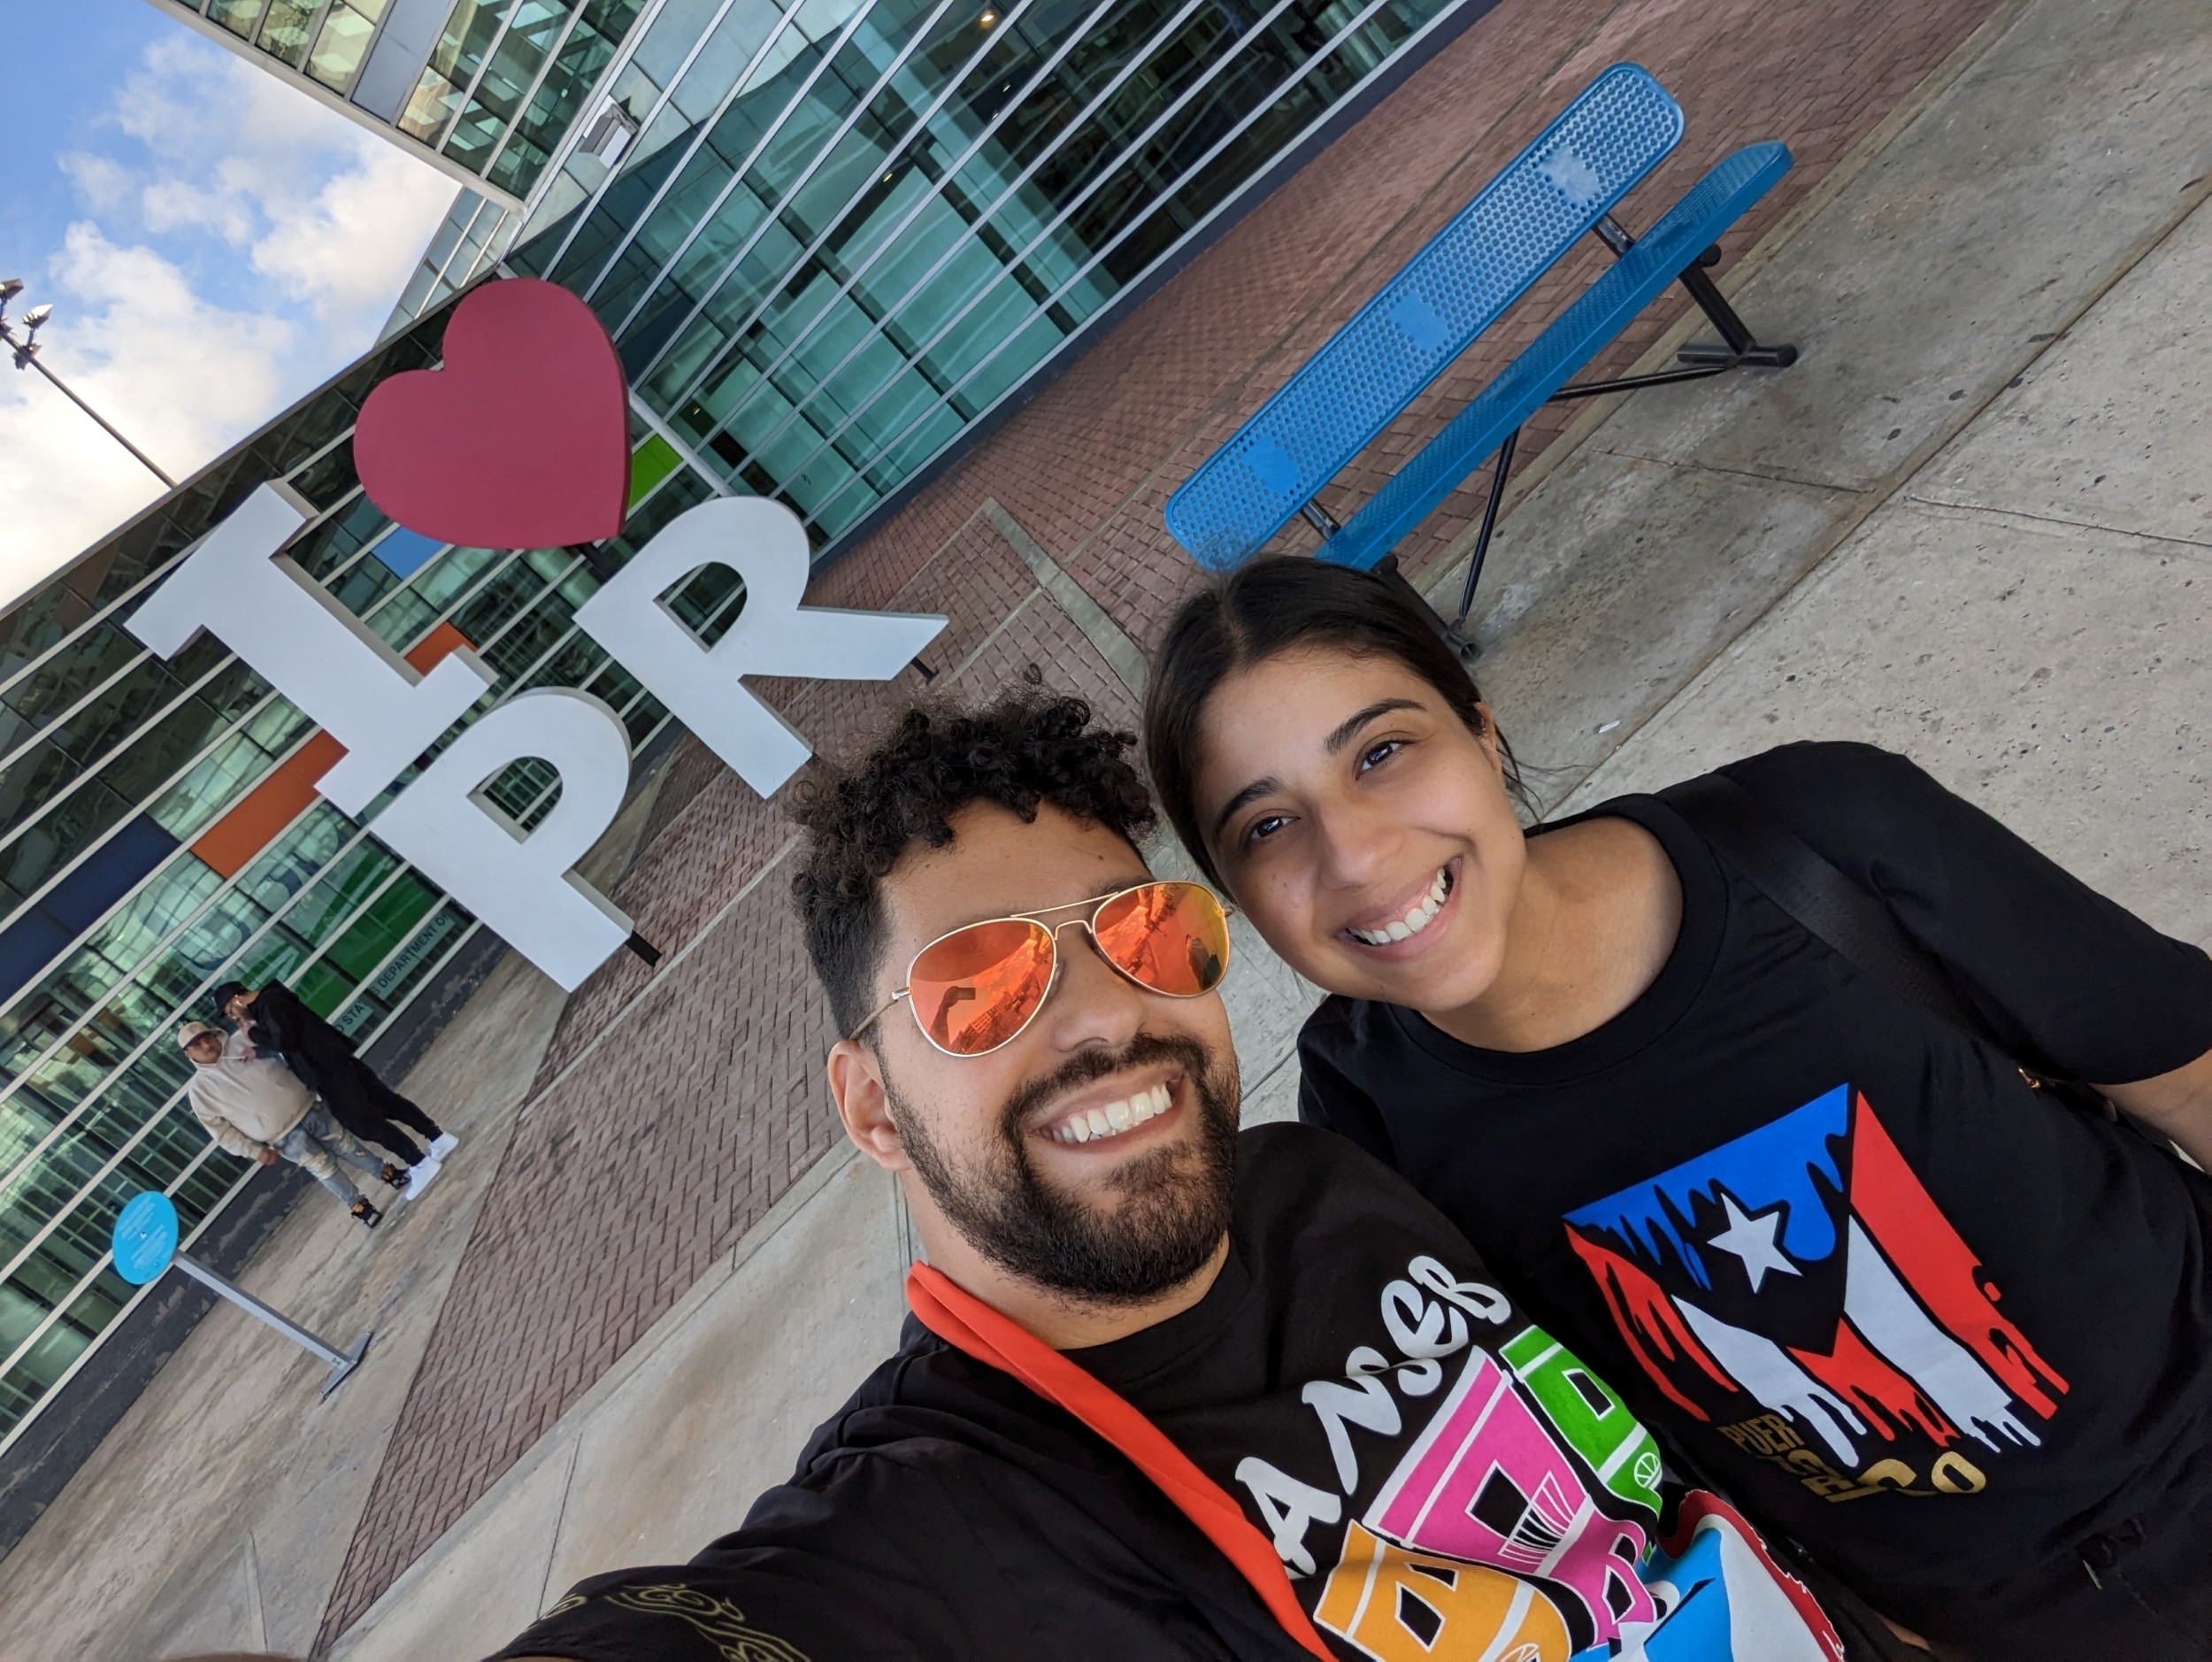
xmin=209 ymin=981 xmax=250 ymax=1019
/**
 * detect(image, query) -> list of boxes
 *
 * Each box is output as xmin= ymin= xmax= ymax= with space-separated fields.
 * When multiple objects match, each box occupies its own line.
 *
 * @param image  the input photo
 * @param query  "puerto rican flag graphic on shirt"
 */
xmin=1563 ymin=1085 xmax=2068 ymax=1500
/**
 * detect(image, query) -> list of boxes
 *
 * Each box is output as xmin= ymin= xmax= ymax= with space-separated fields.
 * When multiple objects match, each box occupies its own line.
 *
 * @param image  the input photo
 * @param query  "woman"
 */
xmin=1142 ymin=555 xmax=2212 ymax=1660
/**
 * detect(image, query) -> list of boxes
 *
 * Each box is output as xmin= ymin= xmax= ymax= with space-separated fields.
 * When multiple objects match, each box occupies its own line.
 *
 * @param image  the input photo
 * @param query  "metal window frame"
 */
xmin=615 ymin=0 xmax=1150 ymax=416
xmin=583 ymin=0 xmax=1002 ymax=350
xmin=664 ymin=0 xmax=1239 ymax=480
xmin=795 ymin=0 xmax=1449 ymax=530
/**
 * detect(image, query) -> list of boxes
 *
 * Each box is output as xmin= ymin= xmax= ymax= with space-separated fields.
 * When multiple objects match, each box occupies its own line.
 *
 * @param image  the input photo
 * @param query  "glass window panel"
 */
xmin=207 ymin=0 xmax=270 ymax=37
xmin=306 ymin=0 xmax=389 ymax=89
xmin=296 ymin=959 xmax=358 ymax=1018
xmin=405 ymin=543 xmax=503 ymax=614
xmin=326 ymin=873 xmax=439 ymax=983
xmin=2 ymin=620 xmax=144 ymax=735
xmin=257 ymin=0 xmax=332 ymax=67
xmin=148 ymin=729 xmax=277 ymax=843
xmin=286 ymin=840 xmax=402 ymax=943
xmin=0 ymin=779 xmax=133 ymax=905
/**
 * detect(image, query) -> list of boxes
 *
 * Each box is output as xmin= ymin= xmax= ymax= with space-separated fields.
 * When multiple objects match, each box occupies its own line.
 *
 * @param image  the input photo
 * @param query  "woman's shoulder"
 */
xmin=1707 ymin=740 xmax=1962 ymax=866
xmin=1297 ymin=991 xmax=1398 ymax=1056
xmin=1714 ymin=739 xmax=1935 ymax=803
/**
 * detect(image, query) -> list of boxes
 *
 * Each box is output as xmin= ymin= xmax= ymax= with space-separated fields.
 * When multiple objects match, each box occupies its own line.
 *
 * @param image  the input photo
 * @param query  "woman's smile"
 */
xmin=1340 ymin=858 xmax=1460 ymax=954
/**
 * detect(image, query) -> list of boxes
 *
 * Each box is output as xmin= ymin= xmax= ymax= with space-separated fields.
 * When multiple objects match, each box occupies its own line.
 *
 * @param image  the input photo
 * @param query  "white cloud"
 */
xmin=0 ymin=29 xmax=459 ymax=609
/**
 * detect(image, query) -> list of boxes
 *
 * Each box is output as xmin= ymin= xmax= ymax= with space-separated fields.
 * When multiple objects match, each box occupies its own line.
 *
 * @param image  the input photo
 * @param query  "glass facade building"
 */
xmin=0 ymin=308 xmax=736 ymax=1449
xmin=12 ymin=0 xmax=1479 ymax=1448
xmin=146 ymin=0 xmax=651 ymax=202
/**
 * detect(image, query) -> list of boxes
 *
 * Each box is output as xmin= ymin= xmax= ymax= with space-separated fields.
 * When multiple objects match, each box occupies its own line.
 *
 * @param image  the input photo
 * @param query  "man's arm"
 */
xmin=2100 ymin=1047 xmax=2212 ymax=1172
xmin=188 ymin=1091 xmax=267 ymax=1162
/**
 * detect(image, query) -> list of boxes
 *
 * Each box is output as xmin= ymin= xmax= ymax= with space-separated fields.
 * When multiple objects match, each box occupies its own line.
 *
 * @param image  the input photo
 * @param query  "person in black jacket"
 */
xmin=1140 ymin=555 xmax=2212 ymax=1659
xmin=491 ymin=692 xmax=1875 ymax=1662
xmin=211 ymin=979 xmax=457 ymax=1196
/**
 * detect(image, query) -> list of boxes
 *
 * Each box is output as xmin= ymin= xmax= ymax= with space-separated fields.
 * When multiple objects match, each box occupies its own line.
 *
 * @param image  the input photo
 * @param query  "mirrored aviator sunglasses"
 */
xmin=856 ymin=881 xmax=1233 ymax=1058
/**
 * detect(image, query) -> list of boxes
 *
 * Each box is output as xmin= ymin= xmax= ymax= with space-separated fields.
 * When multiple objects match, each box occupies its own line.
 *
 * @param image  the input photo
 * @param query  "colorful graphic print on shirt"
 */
xmin=1233 ymin=1257 xmax=1840 ymax=1661
xmin=1563 ymin=1083 xmax=2070 ymax=1504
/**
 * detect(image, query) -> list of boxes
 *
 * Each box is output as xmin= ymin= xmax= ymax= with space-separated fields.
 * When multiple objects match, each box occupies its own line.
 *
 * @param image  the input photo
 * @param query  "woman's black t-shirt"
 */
xmin=1297 ymin=742 xmax=2212 ymax=1597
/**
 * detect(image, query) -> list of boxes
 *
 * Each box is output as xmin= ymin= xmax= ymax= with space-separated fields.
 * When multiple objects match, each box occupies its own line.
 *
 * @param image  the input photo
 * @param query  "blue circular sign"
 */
xmin=112 ymin=1191 xmax=180 ymax=1286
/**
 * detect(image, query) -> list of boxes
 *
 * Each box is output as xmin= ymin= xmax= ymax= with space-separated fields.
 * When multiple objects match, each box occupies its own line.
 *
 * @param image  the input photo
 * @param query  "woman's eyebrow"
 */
xmin=1211 ymin=776 xmax=1282 ymax=843
xmin=1324 ymin=697 xmax=1425 ymax=756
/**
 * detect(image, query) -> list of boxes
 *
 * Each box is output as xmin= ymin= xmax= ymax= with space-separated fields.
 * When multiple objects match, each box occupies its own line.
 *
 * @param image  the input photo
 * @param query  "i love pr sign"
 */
xmin=127 ymin=280 xmax=945 ymax=991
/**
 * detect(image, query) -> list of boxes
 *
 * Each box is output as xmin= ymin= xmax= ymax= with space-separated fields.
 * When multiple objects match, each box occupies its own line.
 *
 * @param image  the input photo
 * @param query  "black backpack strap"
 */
xmin=1656 ymin=773 xmax=1997 ymax=1046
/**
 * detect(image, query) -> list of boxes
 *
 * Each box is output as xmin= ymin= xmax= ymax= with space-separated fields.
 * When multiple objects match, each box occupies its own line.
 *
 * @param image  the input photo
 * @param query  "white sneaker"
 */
xmin=428 ymin=1131 xmax=458 ymax=1159
xmin=402 ymin=1158 xmax=443 ymax=1201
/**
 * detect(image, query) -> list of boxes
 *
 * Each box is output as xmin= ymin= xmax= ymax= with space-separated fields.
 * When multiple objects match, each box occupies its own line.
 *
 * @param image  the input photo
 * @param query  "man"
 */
xmin=179 ymin=1020 xmax=401 ymax=1228
xmin=496 ymin=696 xmax=1891 ymax=1662
xmin=212 ymin=980 xmax=457 ymax=1196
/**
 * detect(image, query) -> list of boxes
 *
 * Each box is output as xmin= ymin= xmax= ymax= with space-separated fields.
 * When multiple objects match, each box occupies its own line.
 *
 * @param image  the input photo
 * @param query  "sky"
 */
xmin=0 ymin=0 xmax=459 ymax=609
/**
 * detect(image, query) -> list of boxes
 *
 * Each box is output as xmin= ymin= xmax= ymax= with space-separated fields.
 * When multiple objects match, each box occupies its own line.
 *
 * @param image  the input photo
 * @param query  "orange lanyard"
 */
xmin=906 ymin=1262 xmax=1335 ymax=1661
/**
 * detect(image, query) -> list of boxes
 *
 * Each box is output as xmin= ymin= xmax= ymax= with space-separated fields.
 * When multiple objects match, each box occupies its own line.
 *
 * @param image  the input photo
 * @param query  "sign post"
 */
xmin=111 ymin=1192 xmax=372 ymax=1398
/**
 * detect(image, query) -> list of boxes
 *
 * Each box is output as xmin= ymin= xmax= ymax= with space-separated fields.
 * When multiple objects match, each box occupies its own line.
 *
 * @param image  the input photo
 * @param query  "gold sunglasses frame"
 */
xmin=849 ymin=880 xmax=1235 ymax=1058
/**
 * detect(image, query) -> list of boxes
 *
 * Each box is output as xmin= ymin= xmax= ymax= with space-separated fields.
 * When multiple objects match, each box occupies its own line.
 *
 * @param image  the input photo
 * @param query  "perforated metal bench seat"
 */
xmin=1164 ymin=64 xmax=1798 ymax=614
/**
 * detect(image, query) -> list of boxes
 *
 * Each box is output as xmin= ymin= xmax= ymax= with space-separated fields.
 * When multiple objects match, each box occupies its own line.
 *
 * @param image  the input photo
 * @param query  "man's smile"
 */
xmin=1033 ymin=1072 xmax=1187 ymax=1149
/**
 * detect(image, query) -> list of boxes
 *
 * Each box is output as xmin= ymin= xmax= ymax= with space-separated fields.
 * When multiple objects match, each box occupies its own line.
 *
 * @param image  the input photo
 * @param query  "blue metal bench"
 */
xmin=1164 ymin=65 xmax=1797 ymax=642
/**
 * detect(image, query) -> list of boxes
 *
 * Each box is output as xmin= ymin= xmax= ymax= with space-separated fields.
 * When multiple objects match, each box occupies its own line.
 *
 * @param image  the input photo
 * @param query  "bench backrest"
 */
xmin=1165 ymin=64 xmax=1685 ymax=572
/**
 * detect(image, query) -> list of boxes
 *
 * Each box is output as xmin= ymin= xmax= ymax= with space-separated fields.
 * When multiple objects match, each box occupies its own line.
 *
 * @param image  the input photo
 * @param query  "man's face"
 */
xmin=861 ymin=802 xmax=1241 ymax=1304
xmin=225 ymin=989 xmax=257 ymax=1022
xmin=185 ymin=1034 xmax=223 ymax=1065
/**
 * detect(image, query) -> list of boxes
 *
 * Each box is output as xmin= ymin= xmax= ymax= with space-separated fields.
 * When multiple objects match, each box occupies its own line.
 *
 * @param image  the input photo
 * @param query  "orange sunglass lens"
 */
xmin=1092 ymin=882 xmax=1230 ymax=996
xmin=908 ymin=919 xmax=1056 ymax=1055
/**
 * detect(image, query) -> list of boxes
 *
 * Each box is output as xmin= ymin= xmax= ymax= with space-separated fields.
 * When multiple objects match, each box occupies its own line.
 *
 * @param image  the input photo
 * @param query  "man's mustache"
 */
xmin=998 ymin=1032 xmax=1225 ymax=1136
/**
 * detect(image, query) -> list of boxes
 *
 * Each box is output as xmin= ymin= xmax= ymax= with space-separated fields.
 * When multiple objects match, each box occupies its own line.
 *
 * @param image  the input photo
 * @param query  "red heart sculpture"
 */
xmin=355 ymin=278 xmax=629 ymax=551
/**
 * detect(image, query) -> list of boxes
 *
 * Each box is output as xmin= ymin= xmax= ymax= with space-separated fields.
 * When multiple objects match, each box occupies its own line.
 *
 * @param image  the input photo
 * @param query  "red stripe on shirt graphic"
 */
xmin=1563 ymin=1085 xmax=2066 ymax=1494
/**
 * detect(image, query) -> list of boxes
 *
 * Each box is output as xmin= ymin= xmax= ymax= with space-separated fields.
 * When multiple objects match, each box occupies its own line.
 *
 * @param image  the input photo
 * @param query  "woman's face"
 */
xmin=1192 ymin=647 xmax=1527 ymax=1013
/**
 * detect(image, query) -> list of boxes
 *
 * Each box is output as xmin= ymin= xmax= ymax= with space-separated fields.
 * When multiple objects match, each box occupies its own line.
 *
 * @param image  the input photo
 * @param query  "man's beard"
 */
xmin=888 ymin=1032 xmax=1240 ymax=1304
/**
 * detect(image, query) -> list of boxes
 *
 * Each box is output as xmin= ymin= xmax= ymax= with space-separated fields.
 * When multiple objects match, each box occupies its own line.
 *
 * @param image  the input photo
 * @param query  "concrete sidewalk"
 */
xmin=2 ymin=0 xmax=2206 ymax=1651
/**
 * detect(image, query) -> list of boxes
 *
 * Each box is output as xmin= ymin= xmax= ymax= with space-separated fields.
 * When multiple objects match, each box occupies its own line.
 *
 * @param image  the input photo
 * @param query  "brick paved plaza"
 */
xmin=319 ymin=0 xmax=2010 ymax=1636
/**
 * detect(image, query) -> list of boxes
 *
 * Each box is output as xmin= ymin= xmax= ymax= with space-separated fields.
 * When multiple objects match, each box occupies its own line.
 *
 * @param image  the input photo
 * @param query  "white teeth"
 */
xmin=1048 ymin=1081 xmax=1174 ymax=1146
xmin=1348 ymin=866 xmax=1454 ymax=947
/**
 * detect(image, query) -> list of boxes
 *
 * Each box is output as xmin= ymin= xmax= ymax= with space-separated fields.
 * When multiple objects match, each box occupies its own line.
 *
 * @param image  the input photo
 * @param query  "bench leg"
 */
xmin=1675 ymin=258 xmax=1797 ymax=369
xmin=1451 ymin=425 xmax=1519 ymax=643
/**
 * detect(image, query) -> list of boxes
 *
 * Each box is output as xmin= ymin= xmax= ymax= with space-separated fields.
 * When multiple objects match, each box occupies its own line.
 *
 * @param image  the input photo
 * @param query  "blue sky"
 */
xmin=0 ymin=0 xmax=457 ymax=605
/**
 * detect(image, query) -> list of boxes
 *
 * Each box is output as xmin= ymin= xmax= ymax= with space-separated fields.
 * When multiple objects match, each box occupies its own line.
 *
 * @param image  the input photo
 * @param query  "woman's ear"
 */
xmin=827 ymin=1038 xmax=910 ymax=1171
xmin=1473 ymin=701 xmax=1505 ymax=773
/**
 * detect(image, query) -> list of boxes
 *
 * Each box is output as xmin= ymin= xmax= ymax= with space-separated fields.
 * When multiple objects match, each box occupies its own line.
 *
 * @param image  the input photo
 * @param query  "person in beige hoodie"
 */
xmin=179 ymin=1021 xmax=403 ymax=1228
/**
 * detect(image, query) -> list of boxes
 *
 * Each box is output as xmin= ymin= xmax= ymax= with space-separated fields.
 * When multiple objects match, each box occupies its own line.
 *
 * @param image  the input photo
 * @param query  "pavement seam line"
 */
xmin=983 ymin=498 xmax=1149 ymax=697
xmin=331 ymin=1152 xmax=867 ymax=1649
xmin=1900 ymin=494 xmax=2212 ymax=559
xmin=1527 ymin=92 xmax=2212 ymax=816
xmin=534 ymin=1438 xmax=583 ymax=1620
xmin=521 ymin=833 xmax=803 ymax=1121
xmin=1415 ymin=0 xmax=2039 ymax=608
xmin=944 ymin=587 xmax=1044 ymax=685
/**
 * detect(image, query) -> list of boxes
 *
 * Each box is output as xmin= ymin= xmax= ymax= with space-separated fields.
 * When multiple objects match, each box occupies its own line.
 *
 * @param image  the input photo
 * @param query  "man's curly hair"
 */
xmin=792 ymin=692 xmax=1156 ymax=1037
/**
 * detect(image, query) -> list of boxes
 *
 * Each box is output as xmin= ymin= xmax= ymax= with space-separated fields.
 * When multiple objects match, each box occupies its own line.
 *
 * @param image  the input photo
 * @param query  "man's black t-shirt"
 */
xmin=493 ymin=1126 xmax=1839 ymax=1661
xmin=1297 ymin=742 xmax=2212 ymax=1597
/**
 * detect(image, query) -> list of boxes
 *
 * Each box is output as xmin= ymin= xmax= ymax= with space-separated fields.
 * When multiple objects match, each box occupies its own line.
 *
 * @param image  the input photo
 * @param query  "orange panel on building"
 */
xmin=189 ymin=625 xmax=477 ymax=879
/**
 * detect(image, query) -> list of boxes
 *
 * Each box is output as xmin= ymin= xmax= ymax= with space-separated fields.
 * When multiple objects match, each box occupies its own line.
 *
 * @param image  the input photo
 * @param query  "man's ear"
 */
xmin=827 ymin=1036 xmax=910 ymax=1172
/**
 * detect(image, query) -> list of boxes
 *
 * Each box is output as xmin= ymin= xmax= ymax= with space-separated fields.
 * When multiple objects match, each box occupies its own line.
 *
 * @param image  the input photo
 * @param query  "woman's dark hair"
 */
xmin=1144 ymin=557 xmax=1520 ymax=889
xmin=791 ymin=693 xmax=1156 ymax=1037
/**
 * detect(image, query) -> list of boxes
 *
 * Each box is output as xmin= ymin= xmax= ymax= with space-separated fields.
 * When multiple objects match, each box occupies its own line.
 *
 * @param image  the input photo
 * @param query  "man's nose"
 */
xmin=1041 ymin=919 xmax=1148 ymax=1050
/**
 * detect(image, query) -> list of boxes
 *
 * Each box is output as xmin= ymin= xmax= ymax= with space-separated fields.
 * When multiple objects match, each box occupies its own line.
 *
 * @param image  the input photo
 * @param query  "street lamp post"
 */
xmin=0 ymin=278 xmax=177 ymax=489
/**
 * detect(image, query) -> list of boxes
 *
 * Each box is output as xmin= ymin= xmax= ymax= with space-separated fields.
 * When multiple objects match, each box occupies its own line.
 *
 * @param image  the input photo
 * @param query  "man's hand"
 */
xmin=2100 ymin=1044 xmax=2212 ymax=1173
xmin=257 ymin=1146 xmax=280 ymax=1167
